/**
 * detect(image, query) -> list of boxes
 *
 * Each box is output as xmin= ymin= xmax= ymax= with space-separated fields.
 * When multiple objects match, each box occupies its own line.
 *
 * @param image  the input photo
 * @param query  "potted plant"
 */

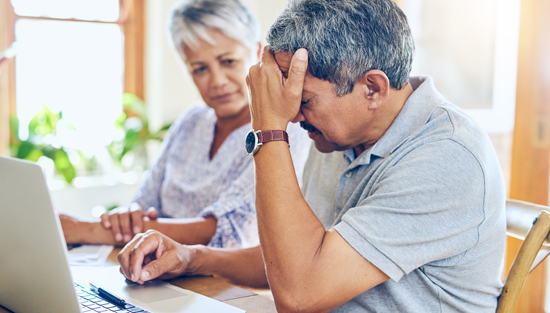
xmin=9 ymin=94 xmax=172 ymax=185
xmin=10 ymin=104 xmax=76 ymax=183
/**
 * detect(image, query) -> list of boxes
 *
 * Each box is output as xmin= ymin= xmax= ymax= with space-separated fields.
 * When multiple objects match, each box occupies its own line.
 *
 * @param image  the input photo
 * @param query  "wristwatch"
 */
xmin=245 ymin=130 xmax=289 ymax=155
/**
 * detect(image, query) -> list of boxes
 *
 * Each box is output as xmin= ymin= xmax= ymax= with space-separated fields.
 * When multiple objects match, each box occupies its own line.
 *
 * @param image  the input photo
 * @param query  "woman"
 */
xmin=61 ymin=0 xmax=309 ymax=285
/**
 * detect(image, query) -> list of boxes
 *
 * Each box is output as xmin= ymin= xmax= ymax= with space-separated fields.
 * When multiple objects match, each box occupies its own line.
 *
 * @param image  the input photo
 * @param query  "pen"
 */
xmin=67 ymin=243 xmax=82 ymax=250
xmin=89 ymin=283 xmax=127 ymax=308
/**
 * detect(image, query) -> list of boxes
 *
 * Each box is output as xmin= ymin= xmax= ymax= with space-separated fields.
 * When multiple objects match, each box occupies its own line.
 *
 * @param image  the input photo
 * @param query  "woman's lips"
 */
xmin=214 ymin=92 xmax=235 ymax=103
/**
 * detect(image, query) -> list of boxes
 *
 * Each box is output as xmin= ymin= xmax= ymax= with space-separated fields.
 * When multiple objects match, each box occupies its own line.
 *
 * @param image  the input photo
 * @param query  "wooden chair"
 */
xmin=497 ymin=199 xmax=550 ymax=313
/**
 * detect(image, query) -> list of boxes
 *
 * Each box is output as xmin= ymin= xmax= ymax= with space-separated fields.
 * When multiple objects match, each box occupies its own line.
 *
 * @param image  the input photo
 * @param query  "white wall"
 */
xmin=144 ymin=0 xmax=288 ymax=133
xmin=145 ymin=0 xmax=196 ymax=133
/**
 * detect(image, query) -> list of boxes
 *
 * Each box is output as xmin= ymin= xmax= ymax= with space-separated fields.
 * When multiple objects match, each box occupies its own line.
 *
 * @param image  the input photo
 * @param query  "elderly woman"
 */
xmin=60 ymin=0 xmax=309 ymax=286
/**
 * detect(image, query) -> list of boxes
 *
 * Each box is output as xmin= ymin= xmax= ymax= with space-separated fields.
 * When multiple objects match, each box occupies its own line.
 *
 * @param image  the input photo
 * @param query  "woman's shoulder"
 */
xmin=170 ymin=104 xmax=215 ymax=132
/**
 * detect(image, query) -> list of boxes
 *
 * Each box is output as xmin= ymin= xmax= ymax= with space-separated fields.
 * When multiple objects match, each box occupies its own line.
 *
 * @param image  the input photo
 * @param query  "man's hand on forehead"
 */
xmin=247 ymin=46 xmax=308 ymax=130
xmin=273 ymin=51 xmax=293 ymax=78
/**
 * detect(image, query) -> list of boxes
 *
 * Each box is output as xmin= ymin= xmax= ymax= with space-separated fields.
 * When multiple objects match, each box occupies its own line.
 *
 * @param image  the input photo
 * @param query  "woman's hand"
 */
xmin=101 ymin=203 xmax=158 ymax=243
xmin=118 ymin=230 xmax=196 ymax=284
xmin=58 ymin=212 xmax=88 ymax=244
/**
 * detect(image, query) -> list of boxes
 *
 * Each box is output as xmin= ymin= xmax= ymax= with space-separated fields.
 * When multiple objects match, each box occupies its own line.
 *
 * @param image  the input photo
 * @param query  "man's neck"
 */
xmin=353 ymin=82 xmax=414 ymax=156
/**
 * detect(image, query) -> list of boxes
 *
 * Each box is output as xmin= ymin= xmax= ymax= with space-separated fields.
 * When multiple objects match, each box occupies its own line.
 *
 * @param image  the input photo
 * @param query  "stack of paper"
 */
xmin=68 ymin=245 xmax=114 ymax=266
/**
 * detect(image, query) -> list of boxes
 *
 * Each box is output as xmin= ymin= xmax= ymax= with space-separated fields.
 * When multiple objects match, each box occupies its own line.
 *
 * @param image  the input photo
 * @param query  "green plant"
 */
xmin=9 ymin=94 xmax=172 ymax=184
xmin=108 ymin=93 xmax=172 ymax=168
xmin=9 ymin=104 xmax=76 ymax=183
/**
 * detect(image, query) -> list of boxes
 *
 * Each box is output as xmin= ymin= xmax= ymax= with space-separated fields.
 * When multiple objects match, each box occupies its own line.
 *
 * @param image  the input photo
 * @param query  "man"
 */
xmin=118 ymin=0 xmax=506 ymax=311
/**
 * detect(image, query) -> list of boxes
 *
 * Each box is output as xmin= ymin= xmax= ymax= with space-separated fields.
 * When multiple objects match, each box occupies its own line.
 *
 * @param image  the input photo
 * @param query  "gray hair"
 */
xmin=168 ymin=0 xmax=261 ymax=62
xmin=267 ymin=0 xmax=415 ymax=96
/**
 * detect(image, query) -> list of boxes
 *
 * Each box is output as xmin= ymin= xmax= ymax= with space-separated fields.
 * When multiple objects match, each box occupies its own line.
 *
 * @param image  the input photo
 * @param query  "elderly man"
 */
xmin=118 ymin=0 xmax=506 ymax=311
xmin=246 ymin=0 xmax=505 ymax=312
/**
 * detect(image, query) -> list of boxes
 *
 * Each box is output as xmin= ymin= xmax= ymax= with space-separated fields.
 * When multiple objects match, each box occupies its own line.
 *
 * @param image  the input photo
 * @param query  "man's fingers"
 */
xmin=118 ymin=235 xmax=142 ymax=280
xmin=140 ymin=252 xmax=174 ymax=282
xmin=258 ymin=45 xmax=271 ymax=66
xmin=286 ymin=48 xmax=309 ymax=96
xmin=259 ymin=46 xmax=281 ymax=74
xmin=128 ymin=234 xmax=164 ymax=283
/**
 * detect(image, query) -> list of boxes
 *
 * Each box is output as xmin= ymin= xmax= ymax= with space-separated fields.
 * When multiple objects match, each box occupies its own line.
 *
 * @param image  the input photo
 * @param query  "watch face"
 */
xmin=245 ymin=130 xmax=257 ymax=155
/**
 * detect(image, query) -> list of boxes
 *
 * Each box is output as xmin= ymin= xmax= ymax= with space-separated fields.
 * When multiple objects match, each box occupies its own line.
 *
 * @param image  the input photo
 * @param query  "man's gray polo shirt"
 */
xmin=301 ymin=76 xmax=506 ymax=312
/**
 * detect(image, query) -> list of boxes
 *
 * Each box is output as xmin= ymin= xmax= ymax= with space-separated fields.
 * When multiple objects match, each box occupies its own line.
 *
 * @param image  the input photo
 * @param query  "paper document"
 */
xmin=68 ymin=244 xmax=114 ymax=266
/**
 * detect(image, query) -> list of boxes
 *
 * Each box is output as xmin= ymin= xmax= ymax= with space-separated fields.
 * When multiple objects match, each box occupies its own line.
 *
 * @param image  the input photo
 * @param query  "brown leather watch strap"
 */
xmin=257 ymin=130 xmax=289 ymax=144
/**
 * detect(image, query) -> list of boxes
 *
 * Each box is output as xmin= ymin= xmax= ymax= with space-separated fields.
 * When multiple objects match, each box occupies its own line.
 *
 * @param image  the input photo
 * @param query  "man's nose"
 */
xmin=291 ymin=108 xmax=306 ymax=123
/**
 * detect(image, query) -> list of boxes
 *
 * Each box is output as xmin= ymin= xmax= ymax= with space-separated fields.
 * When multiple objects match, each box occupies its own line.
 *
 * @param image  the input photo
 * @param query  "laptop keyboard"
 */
xmin=75 ymin=282 xmax=150 ymax=313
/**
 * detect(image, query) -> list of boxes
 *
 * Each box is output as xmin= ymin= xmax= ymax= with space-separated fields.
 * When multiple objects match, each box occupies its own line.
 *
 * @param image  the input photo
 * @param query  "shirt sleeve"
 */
xmin=199 ymin=161 xmax=257 ymax=248
xmin=333 ymin=139 xmax=486 ymax=282
xmin=202 ymin=124 xmax=311 ymax=249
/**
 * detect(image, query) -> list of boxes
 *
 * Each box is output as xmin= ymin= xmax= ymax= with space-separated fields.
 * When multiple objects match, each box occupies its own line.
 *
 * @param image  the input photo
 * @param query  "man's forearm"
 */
xmin=188 ymin=245 xmax=268 ymax=288
xmin=253 ymin=142 xmax=327 ymax=295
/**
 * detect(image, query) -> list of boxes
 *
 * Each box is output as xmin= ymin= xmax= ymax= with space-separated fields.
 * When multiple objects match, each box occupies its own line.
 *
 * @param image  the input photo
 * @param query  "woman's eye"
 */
xmin=301 ymin=99 xmax=310 ymax=106
xmin=193 ymin=66 xmax=207 ymax=75
xmin=221 ymin=59 xmax=236 ymax=66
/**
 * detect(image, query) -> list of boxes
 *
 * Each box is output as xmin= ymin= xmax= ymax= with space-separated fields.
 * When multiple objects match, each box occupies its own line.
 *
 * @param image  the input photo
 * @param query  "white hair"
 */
xmin=168 ymin=0 xmax=261 ymax=63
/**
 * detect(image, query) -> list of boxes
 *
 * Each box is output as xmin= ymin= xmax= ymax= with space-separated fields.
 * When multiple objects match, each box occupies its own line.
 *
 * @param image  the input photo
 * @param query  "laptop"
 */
xmin=0 ymin=156 xmax=245 ymax=313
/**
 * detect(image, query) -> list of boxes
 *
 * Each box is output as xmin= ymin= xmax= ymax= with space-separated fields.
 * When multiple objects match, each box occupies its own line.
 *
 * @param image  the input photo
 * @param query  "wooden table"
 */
xmin=0 ymin=248 xmax=276 ymax=313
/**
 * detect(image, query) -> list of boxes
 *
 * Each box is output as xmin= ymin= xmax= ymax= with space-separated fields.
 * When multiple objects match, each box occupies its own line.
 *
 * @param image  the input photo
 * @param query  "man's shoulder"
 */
xmin=391 ymin=101 xmax=506 ymax=221
xmin=406 ymin=102 xmax=494 ymax=160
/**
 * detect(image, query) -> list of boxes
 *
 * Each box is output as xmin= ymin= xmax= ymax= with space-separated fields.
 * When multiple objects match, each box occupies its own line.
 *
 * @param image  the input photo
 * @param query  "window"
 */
xmin=15 ymin=18 xmax=124 ymax=146
xmin=0 ymin=0 xmax=144 ymax=179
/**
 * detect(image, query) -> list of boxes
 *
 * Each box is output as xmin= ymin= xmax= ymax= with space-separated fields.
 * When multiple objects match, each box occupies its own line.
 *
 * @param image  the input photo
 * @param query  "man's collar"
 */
xmin=344 ymin=76 xmax=446 ymax=167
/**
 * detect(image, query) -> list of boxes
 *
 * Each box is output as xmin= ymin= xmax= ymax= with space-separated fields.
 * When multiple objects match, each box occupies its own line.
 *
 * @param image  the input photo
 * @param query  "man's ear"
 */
xmin=359 ymin=70 xmax=390 ymax=110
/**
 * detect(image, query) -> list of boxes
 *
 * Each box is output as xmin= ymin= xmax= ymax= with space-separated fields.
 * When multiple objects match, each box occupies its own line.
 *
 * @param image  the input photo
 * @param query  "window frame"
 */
xmin=0 ymin=0 xmax=144 ymax=156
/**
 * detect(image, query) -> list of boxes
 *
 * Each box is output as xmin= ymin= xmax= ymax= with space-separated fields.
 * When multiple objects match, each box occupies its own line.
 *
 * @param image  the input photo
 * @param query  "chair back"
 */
xmin=497 ymin=199 xmax=550 ymax=313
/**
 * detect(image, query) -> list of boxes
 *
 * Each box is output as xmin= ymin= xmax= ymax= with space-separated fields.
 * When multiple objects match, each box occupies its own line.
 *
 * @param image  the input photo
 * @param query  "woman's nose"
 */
xmin=210 ymin=68 xmax=229 ymax=89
